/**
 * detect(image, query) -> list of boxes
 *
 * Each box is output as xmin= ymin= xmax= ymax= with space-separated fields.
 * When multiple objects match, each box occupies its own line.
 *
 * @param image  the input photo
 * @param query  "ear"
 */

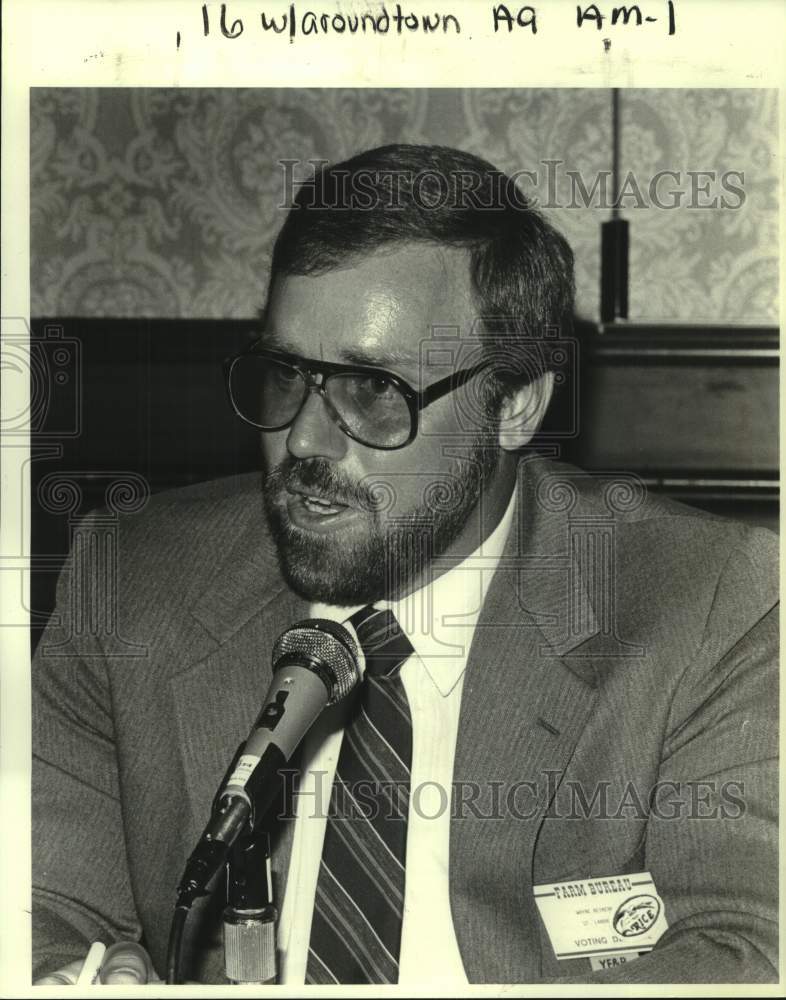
xmin=497 ymin=371 xmax=555 ymax=451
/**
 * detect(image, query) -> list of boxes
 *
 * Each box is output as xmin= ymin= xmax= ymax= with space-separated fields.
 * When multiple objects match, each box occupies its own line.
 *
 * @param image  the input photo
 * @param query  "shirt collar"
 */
xmin=310 ymin=485 xmax=517 ymax=698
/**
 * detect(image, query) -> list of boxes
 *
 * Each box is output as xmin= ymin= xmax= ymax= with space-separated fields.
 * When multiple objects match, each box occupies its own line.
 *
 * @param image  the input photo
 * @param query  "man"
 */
xmin=32 ymin=144 xmax=778 ymax=985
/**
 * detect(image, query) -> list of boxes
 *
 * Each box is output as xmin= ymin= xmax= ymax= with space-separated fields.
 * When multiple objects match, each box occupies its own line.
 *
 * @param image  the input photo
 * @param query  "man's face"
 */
xmin=259 ymin=243 xmax=512 ymax=606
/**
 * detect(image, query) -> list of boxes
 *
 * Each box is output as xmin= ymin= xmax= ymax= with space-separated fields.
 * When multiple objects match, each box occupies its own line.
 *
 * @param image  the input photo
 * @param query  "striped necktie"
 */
xmin=305 ymin=606 xmax=414 ymax=984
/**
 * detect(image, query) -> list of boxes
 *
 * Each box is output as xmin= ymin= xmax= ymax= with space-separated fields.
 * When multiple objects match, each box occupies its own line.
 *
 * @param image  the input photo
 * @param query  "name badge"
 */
xmin=534 ymin=871 xmax=668 ymax=966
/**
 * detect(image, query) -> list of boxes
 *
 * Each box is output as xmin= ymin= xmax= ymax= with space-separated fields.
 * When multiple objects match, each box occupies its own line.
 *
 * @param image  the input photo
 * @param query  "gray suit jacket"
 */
xmin=32 ymin=456 xmax=778 ymax=983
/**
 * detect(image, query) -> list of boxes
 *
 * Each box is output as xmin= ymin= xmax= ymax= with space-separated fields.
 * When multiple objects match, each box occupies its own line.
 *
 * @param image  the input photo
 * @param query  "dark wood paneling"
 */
xmin=563 ymin=321 xmax=779 ymax=535
xmin=31 ymin=318 xmax=262 ymax=486
xmin=579 ymin=363 xmax=777 ymax=471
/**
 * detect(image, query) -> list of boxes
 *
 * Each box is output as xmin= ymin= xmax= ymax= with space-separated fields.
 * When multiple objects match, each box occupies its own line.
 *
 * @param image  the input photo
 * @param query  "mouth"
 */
xmin=284 ymin=487 xmax=361 ymax=532
xmin=290 ymin=485 xmax=351 ymax=512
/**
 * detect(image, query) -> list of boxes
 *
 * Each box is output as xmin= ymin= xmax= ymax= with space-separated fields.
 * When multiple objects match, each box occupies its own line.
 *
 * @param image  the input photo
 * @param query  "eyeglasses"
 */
xmin=223 ymin=341 xmax=490 ymax=450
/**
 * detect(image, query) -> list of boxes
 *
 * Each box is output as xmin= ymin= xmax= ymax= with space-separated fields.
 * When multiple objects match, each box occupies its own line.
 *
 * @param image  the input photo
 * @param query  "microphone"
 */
xmin=175 ymin=618 xmax=361 ymax=907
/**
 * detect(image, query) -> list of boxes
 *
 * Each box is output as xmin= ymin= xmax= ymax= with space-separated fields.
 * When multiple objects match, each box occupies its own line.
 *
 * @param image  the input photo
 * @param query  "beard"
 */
xmin=262 ymin=441 xmax=500 ymax=606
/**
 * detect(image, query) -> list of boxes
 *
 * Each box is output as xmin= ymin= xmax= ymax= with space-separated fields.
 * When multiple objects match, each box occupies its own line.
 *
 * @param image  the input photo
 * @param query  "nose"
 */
xmin=286 ymin=388 xmax=348 ymax=461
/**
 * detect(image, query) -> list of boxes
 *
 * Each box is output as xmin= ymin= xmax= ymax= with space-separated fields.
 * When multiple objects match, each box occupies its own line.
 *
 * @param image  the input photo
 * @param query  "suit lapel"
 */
xmin=450 ymin=456 xmax=601 ymax=983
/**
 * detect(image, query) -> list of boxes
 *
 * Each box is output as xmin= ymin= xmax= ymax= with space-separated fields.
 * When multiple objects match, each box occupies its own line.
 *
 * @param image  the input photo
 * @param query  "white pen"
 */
xmin=75 ymin=941 xmax=107 ymax=986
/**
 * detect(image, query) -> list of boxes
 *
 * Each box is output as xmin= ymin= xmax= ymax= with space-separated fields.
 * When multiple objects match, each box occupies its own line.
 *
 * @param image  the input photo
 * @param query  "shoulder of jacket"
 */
xmin=108 ymin=472 xmax=264 ymax=537
xmin=523 ymin=455 xmax=778 ymax=608
xmin=75 ymin=472 xmax=274 ymax=589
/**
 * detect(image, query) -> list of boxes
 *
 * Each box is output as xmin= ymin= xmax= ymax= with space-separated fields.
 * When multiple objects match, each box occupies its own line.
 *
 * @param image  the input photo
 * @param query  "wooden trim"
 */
xmin=639 ymin=475 xmax=779 ymax=504
xmin=588 ymin=322 xmax=779 ymax=364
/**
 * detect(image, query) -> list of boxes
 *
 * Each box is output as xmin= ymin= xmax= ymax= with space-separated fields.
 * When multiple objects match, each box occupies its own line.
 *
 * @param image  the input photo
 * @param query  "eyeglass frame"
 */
xmin=223 ymin=339 xmax=492 ymax=450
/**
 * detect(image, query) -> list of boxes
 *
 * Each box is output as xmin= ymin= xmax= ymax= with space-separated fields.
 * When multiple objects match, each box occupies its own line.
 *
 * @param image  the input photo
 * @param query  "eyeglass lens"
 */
xmin=229 ymin=354 xmax=413 ymax=448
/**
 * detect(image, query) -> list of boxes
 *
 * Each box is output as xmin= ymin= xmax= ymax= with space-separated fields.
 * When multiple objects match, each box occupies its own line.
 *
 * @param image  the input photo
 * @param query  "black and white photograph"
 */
xmin=1 ymin=2 xmax=781 ymax=994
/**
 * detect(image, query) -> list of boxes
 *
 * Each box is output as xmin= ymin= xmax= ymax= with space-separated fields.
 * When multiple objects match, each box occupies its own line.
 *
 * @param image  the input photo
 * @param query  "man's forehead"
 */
xmin=270 ymin=244 xmax=472 ymax=322
xmin=266 ymin=243 xmax=478 ymax=365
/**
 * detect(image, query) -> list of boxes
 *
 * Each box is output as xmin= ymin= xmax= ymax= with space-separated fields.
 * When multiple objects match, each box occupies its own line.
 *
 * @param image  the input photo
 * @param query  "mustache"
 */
xmin=264 ymin=458 xmax=379 ymax=511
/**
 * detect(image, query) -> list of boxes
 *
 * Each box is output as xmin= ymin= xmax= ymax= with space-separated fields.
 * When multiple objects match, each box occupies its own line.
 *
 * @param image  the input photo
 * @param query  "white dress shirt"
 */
xmin=277 ymin=488 xmax=517 ymax=986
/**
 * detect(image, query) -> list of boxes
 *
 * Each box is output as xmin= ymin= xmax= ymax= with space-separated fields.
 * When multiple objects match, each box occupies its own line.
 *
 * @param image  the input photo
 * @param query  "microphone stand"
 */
xmin=168 ymin=745 xmax=278 ymax=985
xmin=168 ymin=617 xmax=361 ymax=983
xmin=223 ymin=830 xmax=278 ymax=984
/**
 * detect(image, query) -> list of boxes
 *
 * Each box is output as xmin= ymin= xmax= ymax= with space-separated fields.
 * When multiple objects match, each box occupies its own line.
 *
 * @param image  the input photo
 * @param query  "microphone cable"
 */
xmin=166 ymin=905 xmax=189 ymax=985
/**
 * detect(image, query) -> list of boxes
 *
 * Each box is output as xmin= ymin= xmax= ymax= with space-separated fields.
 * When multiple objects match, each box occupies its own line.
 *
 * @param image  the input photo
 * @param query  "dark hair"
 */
xmin=269 ymin=143 xmax=574 ymax=412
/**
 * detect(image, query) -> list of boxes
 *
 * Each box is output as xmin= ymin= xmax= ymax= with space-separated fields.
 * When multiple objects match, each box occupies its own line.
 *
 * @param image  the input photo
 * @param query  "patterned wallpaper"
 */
xmin=30 ymin=88 xmax=778 ymax=324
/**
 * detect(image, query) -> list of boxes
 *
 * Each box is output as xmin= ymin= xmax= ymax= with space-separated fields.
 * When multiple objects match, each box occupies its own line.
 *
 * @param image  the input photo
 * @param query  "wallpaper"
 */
xmin=30 ymin=88 xmax=778 ymax=324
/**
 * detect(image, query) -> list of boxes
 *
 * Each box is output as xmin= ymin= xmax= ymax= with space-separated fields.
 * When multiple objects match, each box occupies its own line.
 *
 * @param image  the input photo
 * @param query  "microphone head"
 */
xmin=272 ymin=619 xmax=361 ymax=705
